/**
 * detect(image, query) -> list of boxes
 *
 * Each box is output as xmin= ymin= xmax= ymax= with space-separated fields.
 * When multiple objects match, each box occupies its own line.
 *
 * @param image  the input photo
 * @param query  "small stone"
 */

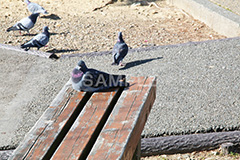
xmin=151 ymin=10 xmax=158 ymax=14
xmin=221 ymin=142 xmax=235 ymax=155
xmin=211 ymin=151 xmax=220 ymax=155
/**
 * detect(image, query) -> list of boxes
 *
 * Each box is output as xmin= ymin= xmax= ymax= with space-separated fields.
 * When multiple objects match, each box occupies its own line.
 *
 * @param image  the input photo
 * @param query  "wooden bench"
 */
xmin=10 ymin=76 xmax=156 ymax=160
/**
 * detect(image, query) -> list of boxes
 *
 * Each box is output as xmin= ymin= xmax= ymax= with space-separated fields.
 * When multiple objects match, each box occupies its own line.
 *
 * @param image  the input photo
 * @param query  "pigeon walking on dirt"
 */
xmin=21 ymin=26 xmax=50 ymax=51
xmin=6 ymin=13 xmax=39 ymax=35
xmin=25 ymin=0 xmax=48 ymax=14
xmin=71 ymin=60 xmax=128 ymax=92
xmin=112 ymin=32 xmax=128 ymax=66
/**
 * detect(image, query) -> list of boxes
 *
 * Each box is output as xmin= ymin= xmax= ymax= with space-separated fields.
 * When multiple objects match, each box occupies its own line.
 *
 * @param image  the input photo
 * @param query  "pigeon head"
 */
xmin=24 ymin=0 xmax=30 ymax=4
xmin=77 ymin=60 xmax=88 ymax=72
xmin=117 ymin=32 xmax=124 ymax=42
xmin=43 ymin=26 xmax=49 ymax=32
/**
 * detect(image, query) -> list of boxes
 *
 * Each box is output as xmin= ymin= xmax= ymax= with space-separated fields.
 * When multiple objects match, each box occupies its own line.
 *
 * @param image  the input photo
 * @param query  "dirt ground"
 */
xmin=142 ymin=148 xmax=240 ymax=160
xmin=0 ymin=0 xmax=234 ymax=159
xmin=0 ymin=0 xmax=225 ymax=57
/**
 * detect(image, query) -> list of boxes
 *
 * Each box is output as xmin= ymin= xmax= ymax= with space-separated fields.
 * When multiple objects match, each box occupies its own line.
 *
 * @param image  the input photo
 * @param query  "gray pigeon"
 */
xmin=21 ymin=26 xmax=50 ymax=51
xmin=6 ymin=13 xmax=39 ymax=34
xmin=25 ymin=0 xmax=48 ymax=14
xmin=112 ymin=32 xmax=128 ymax=66
xmin=71 ymin=60 xmax=128 ymax=92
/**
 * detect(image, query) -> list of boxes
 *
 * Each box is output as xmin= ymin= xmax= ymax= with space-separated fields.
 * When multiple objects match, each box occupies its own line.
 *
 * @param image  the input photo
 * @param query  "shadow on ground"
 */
xmin=40 ymin=14 xmax=61 ymax=20
xmin=115 ymin=0 xmax=163 ymax=5
xmin=119 ymin=57 xmax=163 ymax=70
xmin=47 ymin=49 xmax=79 ymax=54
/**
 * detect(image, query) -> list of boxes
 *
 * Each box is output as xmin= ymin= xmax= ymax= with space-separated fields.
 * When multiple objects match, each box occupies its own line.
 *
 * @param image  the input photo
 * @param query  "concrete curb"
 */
xmin=167 ymin=0 xmax=240 ymax=37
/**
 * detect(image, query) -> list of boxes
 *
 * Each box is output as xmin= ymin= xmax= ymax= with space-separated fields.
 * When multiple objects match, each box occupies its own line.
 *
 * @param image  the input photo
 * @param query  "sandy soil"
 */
xmin=0 ymin=0 xmax=225 ymax=57
xmin=142 ymin=148 xmax=240 ymax=160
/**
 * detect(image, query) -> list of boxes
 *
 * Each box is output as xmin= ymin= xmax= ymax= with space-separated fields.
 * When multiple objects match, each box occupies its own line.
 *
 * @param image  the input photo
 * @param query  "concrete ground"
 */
xmin=0 ymin=0 xmax=240 ymax=158
xmin=1 ymin=36 xmax=240 ymax=150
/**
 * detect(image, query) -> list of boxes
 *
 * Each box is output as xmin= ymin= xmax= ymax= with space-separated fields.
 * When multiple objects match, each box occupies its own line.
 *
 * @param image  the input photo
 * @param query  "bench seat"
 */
xmin=10 ymin=76 xmax=156 ymax=160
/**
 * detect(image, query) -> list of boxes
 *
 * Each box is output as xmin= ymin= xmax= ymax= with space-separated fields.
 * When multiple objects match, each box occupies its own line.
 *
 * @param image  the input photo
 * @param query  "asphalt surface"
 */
xmin=0 ymin=0 xmax=240 ymax=158
xmin=1 ymin=37 xmax=240 ymax=150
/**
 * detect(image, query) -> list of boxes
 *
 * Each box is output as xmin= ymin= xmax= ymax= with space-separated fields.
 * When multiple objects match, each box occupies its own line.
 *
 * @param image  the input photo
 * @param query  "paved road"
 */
xmin=1 ymin=37 xmax=240 ymax=150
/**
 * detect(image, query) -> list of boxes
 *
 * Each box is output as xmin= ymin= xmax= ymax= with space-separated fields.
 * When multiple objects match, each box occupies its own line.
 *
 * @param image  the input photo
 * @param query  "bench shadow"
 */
xmin=119 ymin=57 xmax=163 ymax=70
xmin=50 ymin=33 xmax=58 ymax=36
xmin=40 ymin=14 xmax=61 ymax=20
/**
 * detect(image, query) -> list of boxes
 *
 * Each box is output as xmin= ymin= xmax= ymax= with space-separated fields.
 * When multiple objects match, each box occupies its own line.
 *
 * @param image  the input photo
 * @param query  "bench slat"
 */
xmin=25 ymin=91 xmax=89 ymax=160
xmin=11 ymin=82 xmax=76 ymax=160
xmin=11 ymin=80 xmax=92 ymax=160
xmin=52 ymin=90 xmax=119 ymax=159
xmin=87 ymin=76 xmax=156 ymax=160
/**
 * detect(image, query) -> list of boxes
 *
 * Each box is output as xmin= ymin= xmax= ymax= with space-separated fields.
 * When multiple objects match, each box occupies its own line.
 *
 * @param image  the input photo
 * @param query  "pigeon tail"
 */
xmin=42 ymin=10 xmax=48 ymax=14
xmin=20 ymin=44 xmax=30 ymax=51
xmin=6 ymin=26 xmax=17 ymax=32
xmin=21 ymin=43 xmax=30 ymax=49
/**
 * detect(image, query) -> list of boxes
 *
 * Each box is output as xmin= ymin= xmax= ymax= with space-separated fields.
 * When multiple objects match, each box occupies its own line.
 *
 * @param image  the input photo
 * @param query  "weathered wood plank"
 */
xmin=26 ymin=91 xmax=88 ymax=160
xmin=10 ymin=80 xmax=91 ymax=160
xmin=87 ymin=76 xmax=156 ymax=160
xmin=10 ymin=81 xmax=74 ymax=160
xmin=52 ymin=90 xmax=119 ymax=160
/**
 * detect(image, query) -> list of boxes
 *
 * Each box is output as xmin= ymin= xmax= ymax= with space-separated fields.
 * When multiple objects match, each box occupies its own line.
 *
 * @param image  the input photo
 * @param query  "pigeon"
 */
xmin=25 ymin=0 xmax=48 ymax=14
xmin=112 ymin=32 xmax=128 ymax=66
xmin=71 ymin=60 xmax=129 ymax=92
xmin=6 ymin=13 xmax=39 ymax=34
xmin=21 ymin=26 xmax=50 ymax=51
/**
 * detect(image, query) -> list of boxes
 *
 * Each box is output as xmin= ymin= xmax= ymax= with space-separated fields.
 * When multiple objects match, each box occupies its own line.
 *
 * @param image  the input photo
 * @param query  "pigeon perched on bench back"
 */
xmin=6 ymin=13 xmax=39 ymax=34
xmin=71 ymin=60 xmax=129 ymax=92
xmin=21 ymin=26 xmax=49 ymax=51
xmin=112 ymin=32 xmax=128 ymax=66
xmin=25 ymin=0 xmax=48 ymax=14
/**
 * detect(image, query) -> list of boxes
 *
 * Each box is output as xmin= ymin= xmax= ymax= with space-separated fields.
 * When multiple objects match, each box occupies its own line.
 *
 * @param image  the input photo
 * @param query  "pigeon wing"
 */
xmin=7 ymin=17 xmax=32 ymax=32
xmin=113 ymin=43 xmax=128 ymax=64
xmin=34 ymin=33 xmax=49 ymax=46
xmin=18 ymin=17 xmax=34 ymax=30
xmin=21 ymin=33 xmax=48 ymax=49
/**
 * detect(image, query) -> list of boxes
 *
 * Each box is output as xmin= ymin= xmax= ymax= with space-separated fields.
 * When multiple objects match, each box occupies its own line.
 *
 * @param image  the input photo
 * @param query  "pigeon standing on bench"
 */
xmin=71 ymin=60 xmax=128 ymax=92
xmin=112 ymin=32 xmax=128 ymax=66
xmin=25 ymin=0 xmax=48 ymax=14
xmin=6 ymin=13 xmax=39 ymax=35
xmin=21 ymin=26 xmax=50 ymax=51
